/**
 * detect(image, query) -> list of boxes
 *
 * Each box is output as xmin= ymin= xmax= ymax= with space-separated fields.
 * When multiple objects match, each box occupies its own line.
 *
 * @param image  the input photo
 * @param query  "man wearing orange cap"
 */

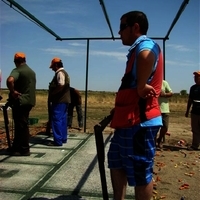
xmin=48 ymin=57 xmax=70 ymax=146
xmin=6 ymin=52 xmax=36 ymax=156
xmin=185 ymin=71 xmax=200 ymax=150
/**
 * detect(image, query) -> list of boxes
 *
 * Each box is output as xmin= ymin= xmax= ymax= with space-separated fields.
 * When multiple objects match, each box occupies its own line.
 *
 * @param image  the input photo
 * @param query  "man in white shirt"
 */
xmin=48 ymin=57 xmax=71 ymax=146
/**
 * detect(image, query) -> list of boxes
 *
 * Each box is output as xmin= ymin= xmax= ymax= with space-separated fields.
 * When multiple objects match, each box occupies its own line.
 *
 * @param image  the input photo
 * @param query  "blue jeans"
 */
xmin=51 ymin=103 xmax=68 ymax=145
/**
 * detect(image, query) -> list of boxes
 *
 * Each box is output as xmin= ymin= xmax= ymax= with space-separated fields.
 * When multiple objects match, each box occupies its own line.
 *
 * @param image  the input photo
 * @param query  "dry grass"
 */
xmin=0 ymin=89 xmax=188 ymax=130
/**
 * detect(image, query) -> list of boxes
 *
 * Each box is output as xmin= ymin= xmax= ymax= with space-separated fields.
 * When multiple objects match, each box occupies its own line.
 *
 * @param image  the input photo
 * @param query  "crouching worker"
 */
xmin=68 ymin=87 xmax=83 ymax=130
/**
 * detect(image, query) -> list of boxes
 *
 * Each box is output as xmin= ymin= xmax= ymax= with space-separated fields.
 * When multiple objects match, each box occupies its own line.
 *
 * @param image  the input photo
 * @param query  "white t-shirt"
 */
xmin=158 ymin=80 xmax=173 ymax=113
xmin=56 ymin=68 xmax=65 ymax=86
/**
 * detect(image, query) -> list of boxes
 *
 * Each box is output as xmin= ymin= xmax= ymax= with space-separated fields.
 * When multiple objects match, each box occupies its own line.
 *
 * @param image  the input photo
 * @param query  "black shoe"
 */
xmin=47 ymin=141 xmax=62 ymax=146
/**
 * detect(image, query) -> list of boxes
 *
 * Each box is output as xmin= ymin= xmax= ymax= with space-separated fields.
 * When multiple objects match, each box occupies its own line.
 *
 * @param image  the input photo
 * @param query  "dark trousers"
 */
xmin=68 ymin=104 xmax=83 ymax=128
xmin=191 ymin=113 xmax=200 ymax=148
xmin=12 ymin=105 xmax=32 ymax=153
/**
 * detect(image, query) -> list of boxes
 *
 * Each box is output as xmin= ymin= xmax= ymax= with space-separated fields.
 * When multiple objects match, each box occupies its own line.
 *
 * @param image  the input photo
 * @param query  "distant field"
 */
xmin=0 ymin=90 xmax=196 ymax=200
xmin=0 ymin=89 xmax=188 ymax=131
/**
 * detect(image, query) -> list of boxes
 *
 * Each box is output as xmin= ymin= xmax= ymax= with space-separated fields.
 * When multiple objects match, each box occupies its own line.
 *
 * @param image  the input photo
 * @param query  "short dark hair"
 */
xmin=14 ymin=57 xmax=26 ymax=64
xmin=121 ymin=11 xmax=149 ymax=35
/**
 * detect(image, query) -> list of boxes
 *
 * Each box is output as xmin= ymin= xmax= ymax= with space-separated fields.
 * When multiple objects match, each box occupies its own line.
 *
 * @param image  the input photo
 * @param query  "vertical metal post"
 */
xmin=163 ymin=39 xmax=166 ymax=80
xmin=84 ymin=39 xmax=89 ymax=132
xmin=2 ymin=105 xmax=11 ymax=149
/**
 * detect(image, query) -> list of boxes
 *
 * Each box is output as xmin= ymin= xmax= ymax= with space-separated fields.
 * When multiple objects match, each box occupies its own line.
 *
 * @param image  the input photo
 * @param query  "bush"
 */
xmin=180 ymin=90 xmax=187 ymax=95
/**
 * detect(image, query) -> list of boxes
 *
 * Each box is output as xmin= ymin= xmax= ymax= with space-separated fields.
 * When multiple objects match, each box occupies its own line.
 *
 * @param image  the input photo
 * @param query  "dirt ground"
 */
xmin=83 ymin=116 xmax=200 ymax=200
xmin=0 ymin=115 xmax=199 ymax=200
xmin=151 ymin=122 xmax=200 ymax=200
xmin=99 ymin=119 xmax=199 ymax=200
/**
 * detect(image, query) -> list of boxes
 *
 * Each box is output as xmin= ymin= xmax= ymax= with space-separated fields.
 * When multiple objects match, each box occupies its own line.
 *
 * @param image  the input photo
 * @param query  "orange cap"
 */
xmin=193 ymin=71 xmax=200 ymax=76
xmin=49 ymin=57 xmax=62 ymax=68
xmin=14 ymin=52 xmax=26 ymax=59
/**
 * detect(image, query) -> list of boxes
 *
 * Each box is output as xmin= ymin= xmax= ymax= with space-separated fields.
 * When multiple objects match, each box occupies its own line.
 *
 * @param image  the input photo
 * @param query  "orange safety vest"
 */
xmin=110 ymin=45 xmax=163 ymax=129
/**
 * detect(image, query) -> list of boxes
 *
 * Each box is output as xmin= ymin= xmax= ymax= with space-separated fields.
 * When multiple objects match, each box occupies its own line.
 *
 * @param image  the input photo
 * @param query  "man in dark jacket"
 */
xmin=7 ymin=52 xmax=36 ymax=156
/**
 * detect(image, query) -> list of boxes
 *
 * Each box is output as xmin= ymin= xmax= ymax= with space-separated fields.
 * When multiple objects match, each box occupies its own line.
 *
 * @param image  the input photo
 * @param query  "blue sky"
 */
xmin=0 ymin=0 xmax=199 ymax=93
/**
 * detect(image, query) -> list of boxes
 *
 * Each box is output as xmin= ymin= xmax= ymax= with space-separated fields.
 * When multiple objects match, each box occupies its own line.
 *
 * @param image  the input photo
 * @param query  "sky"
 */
xmin=0 ymin=0 xmax=199 ymax=93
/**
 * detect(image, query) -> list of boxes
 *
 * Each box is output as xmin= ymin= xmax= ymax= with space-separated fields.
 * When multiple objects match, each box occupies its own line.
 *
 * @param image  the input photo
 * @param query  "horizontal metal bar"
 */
xmin=58 ymin=37 xmax=167 ymax=41
xmin=5 ymin=0 xmax=62 ymax=40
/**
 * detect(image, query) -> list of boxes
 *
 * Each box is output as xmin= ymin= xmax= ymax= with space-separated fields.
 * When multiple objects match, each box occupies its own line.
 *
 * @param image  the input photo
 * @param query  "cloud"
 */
xmin=42 ymin=48 xmax=79 ymax=57
xmin=0 ymin=5 xmax=23 ymax=25
xmin=42 ymin=48 xmax=126 ymax=61
xmin=69 ymin=42 xmax=86 ymax=47
xmin=90 ymin=50 xmax=125 ymax=61
xmin=166 ymin=44 xmax=193 ymax=52
xmin=44 ymin=1 xmax=88 ymax=16
xmin=166 ymin=60 xmax=197 ymax=67
xmin=45 ymin=10 xmax=71 ymax=15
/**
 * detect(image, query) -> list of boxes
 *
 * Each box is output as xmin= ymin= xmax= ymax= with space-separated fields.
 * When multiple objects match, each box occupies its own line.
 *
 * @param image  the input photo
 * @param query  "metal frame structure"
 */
xmin=2 ymin=0 xmax=190 ymax=132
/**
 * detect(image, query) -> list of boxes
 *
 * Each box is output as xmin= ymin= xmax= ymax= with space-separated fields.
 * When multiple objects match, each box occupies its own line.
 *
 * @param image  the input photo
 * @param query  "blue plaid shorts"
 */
xmin=107 ymin=125 xmax=159 ymax=186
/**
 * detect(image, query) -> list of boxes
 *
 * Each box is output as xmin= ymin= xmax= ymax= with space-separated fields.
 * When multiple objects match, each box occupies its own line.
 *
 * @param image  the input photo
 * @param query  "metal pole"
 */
xmin=165 ymin=0 xmax=190 ymax=39
xmin=84 ymin=39 xmax=89 ymax=132
xmin=5 ymin=0 xmax=62 ymax=40
xmin=163 ymin=39 xmax=166 ymax=80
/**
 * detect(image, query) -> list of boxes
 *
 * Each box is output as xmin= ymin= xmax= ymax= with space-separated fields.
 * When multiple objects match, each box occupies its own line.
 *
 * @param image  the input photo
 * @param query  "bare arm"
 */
xmin=6 ymin=76 xmax=15 ymax=93
xmin=160 ymin=91 xmax=173 ymax=98
xmin=136 ymin=50 xmax=156 ymax=98
xmin=6 ymin=76 xmax=21 ymax=99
